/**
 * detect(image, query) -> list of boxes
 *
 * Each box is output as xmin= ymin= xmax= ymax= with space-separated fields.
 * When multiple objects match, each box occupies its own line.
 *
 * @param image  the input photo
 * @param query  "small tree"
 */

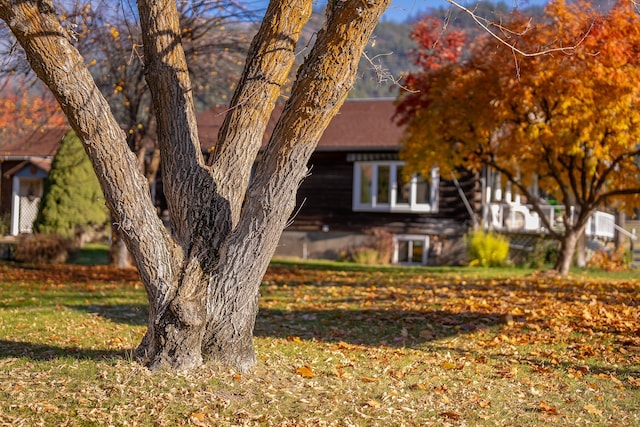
xmin=396 ymin=0 xmax=640 ymax=276
xmin=34 ymin=130 xmax=109 ymax=241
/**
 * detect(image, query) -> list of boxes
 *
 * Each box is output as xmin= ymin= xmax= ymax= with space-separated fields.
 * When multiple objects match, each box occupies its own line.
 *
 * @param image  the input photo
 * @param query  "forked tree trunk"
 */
xmin=0 ymin=0 xmax=392 ymax=371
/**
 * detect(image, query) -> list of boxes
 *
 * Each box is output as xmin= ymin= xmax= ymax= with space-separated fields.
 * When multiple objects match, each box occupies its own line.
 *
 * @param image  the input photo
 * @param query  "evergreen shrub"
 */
xmin=34 ymin=130 xmax=109 ymax=242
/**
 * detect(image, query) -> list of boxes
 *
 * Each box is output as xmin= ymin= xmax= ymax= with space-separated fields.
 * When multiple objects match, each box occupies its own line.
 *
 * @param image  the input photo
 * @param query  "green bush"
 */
xmin=13 ymin=233 xmax=71 ymax=264
xmin=526 ymin=239 xmax=559 ymax=269
xmin=467 ymin=230 xmax=509 ymax=267
xmin=350 ymin=247 xmax=381 ymax=265
xmin=0 ymin=212 xmax=9 ymax=236
xmin=34 ymin=130 xmax=109 ymax=241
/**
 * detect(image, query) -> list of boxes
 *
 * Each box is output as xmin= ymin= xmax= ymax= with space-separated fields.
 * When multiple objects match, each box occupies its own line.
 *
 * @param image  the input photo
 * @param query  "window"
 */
xmin=393 ymin=234 xmax=430 ymax=265
xmin=353 ymin=161 xmax=438 ymax=213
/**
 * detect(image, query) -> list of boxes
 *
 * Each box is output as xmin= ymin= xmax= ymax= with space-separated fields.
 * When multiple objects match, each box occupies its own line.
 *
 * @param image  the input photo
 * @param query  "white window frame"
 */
xmin=352 ymin=161 xmax=438 ymax=213
xmin=392 ymin=234 xmax=430 ymax=265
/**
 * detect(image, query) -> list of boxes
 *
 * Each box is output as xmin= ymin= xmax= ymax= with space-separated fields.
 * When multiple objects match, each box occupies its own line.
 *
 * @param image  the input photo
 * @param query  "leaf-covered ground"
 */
xmin=0 ymin=262 xmax=638 ymax=426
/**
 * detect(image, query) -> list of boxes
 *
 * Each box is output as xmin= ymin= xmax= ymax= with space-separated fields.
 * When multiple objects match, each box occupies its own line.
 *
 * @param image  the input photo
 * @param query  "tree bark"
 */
xmin=575 ymin=230 xmax=586 ymax=268
xmin=1 ymin=0 xmax=390 ymax=371
xmin=555 ymin=230 xmax=578 ymax=276
xmin=554 ymin=214 xmax=590 ymax=276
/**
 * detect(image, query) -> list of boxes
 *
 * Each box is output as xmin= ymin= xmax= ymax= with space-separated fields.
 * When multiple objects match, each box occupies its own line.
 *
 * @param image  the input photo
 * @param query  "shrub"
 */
xmin=33 ymin=129 xmax=109 ymax=241
xmin=13 ymin=233 xmax=71 ymax=264
xmin=347 ymin=228 xmax=394 ymax=265
xmin=526 ymin=239 xmax=559 ymax=269
xmin=467 ymin=230 xmax=509 ymax=267
xmin=350 ymin=247 xmax=381 ymax=265
xmin=0 ymin=212 xmax=9 ymax=236
xmin=366 ymin=228 xmax=394 ymax=264
xmin=588 ymin=248 xmax=629 ymax=272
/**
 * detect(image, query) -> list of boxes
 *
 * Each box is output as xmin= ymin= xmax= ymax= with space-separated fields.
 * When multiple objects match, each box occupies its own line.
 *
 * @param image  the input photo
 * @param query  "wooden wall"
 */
xmin=288 ymin=151 xmax=481 ymax=236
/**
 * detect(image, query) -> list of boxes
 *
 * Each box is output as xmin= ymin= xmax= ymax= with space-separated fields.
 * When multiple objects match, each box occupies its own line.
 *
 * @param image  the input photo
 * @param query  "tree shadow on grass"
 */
xmin=254 ymin=308 xmax=506 ymax=347
xmin=66 ymin=303 xmax=148 ymax=326
xmin=0 ymin=339 xmax=128 ymax=361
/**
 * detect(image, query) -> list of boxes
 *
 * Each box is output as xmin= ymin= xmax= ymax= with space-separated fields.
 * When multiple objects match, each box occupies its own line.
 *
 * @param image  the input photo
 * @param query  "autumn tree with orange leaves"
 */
xmin=396 ymin=0 xmax=640 ymax=276
xmin=0 ymin=79 xmax=66 ymax=146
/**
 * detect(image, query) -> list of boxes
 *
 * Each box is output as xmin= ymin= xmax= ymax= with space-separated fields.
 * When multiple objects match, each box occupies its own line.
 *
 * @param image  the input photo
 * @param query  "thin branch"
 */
xmin=362 ymin=51 xmax=418 ymax=93
xmin=446 ymin=0 xmax=595 ymax=58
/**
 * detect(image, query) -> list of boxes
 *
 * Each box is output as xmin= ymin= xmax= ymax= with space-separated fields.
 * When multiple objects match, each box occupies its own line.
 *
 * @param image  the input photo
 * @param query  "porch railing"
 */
xmin=487 ymin=202 xmax=615 ymax=240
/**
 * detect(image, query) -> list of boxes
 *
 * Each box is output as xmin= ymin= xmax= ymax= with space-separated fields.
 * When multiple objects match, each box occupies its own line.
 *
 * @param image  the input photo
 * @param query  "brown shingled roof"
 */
xmin=0 ymin=127 xmax=67 ymax=159
xmin=196 ymin=98 xmax=403 ymax=152
xmin=0 ymin=100 xmax=403 ymax=160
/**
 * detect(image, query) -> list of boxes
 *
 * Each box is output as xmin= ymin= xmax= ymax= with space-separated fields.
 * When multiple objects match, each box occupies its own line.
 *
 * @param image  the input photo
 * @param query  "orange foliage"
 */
xmin=0 ymin=79 xmax=66 ymax=146
xmin=397 ymin=0 xmax=640 ymax=214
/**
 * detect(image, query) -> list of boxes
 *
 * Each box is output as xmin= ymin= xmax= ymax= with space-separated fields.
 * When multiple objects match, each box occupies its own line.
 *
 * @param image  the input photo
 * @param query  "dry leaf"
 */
xmin=440 ymin=411 xmax=461 ymax=420
xmin=539 ymin=401 xmax=558 ymax=415
xmin=190 ymin=412 xmax=206 ymax=423
xmin=361 ymin=377 xmax=380 ymax=383
xmin=296 ymin=365 xmax=315 ymax=378
xmin=365 ymin=399 xmax=381 ymax=408
xmin=440 ymin=361 xmax=457 ymax=370
xmin=584 ymin=404 xmax=602 ymax=416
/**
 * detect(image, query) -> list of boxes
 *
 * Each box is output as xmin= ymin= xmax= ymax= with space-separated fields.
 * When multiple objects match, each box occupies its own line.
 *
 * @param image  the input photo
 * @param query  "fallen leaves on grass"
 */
xmin=0 ymin=263 xmax=638 ymax=425
xmin=539 ymin=400 xmax=559 ymax=415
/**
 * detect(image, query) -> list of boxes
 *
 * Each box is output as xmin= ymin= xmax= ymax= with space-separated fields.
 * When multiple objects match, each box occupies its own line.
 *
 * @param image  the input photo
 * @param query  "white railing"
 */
xmin=586 ymin=211 xmax=615 ymax=239
xmin=487 ymin=202 xmax=615 ymax=240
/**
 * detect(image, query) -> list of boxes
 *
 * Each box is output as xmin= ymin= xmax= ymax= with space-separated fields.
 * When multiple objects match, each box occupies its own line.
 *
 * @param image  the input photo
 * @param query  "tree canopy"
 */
xmin=0 ymin=78 xmax=66 ymax=146
xmin=396 ymin=0 xmax=640 ymax=275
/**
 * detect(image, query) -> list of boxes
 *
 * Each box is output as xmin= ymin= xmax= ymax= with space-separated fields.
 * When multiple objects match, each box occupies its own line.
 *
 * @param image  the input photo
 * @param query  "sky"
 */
xmin=244 ymin=1 xmax=550 ymax=23
xmin=377 ymin=0 xmax=548 ymax=21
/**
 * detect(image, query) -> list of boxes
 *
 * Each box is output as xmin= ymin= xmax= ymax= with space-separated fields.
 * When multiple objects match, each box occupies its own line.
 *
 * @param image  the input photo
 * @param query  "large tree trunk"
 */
xmin=0 ymin=0 xmax=391 ymax=371
xmin=135 ymin=0 xmax=390 ymax=371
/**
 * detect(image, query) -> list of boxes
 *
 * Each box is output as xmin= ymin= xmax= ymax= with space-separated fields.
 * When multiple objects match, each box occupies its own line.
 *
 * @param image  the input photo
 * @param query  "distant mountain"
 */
xmin=350 ymin=0 xmax=547 ymax=98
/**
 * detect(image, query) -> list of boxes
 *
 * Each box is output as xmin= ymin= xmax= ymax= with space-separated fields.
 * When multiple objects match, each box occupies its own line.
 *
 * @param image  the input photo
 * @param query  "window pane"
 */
xmin=360 ymin=165 xmax=372 ymax=204
xmin=411 ymin=240 xmax=424 ymax=263
xmin=396 ymin=166 xmax=410 ymax=204
xmin=415 ymin=174 xmax=430 ymax=204
xmin=397 ymin=240 xmax=409 ymax=263
xmin=377 ymin=165 xmax=390 ymax=204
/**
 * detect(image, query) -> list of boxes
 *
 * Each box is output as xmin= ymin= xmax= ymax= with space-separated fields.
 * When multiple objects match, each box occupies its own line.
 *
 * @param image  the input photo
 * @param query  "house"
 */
xmin=0 ymin=127 xmax=66 ymax=236
xmin=3 ymin=100 xmax=619 ymax=266
xmin=197 ymin=98 xmax=481 ymax=265
xmin=197 ymin=98 xmax=621 ymax=265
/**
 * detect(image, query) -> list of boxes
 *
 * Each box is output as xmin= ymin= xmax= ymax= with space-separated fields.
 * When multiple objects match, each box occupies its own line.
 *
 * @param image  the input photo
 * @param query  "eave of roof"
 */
xmin=2 ymin=158 xmax=53 ymax=179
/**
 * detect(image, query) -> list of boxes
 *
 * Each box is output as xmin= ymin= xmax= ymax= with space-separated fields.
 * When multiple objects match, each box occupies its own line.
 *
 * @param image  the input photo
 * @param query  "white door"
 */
xmin=17 ymin=178 xmax=43 ymax=234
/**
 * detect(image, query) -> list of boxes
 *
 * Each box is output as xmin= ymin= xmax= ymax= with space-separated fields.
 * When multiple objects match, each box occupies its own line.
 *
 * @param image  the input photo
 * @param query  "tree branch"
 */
xmin=137 ymin=0 xmax=211 ymax=246
xmin=210 ymin=0 xmax=312 ymax=226
xmin=447 ymin=0 xmax=595 ymax=58
xmin=0 ymin=0 xmax=178 ymax=298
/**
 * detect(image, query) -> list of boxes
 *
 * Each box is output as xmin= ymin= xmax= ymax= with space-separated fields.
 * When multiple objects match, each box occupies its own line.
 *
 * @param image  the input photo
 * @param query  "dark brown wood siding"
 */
xmin=0 ymin=160 xmax=21 ymax=215
xmin=288 ymin=151 xmax=480 ymax=236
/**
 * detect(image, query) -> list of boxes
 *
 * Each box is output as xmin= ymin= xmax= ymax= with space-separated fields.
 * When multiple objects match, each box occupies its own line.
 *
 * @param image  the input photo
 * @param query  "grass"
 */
xmin=0 ymin=261 xmax=638 ymax=426
xmin=69 ymin=242 xmax=110 ymax=265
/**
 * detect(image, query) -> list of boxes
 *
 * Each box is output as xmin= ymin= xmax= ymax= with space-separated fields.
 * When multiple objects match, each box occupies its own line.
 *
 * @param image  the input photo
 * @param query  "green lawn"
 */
xmin=0 ymin=261 xmax=638 ymax=426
